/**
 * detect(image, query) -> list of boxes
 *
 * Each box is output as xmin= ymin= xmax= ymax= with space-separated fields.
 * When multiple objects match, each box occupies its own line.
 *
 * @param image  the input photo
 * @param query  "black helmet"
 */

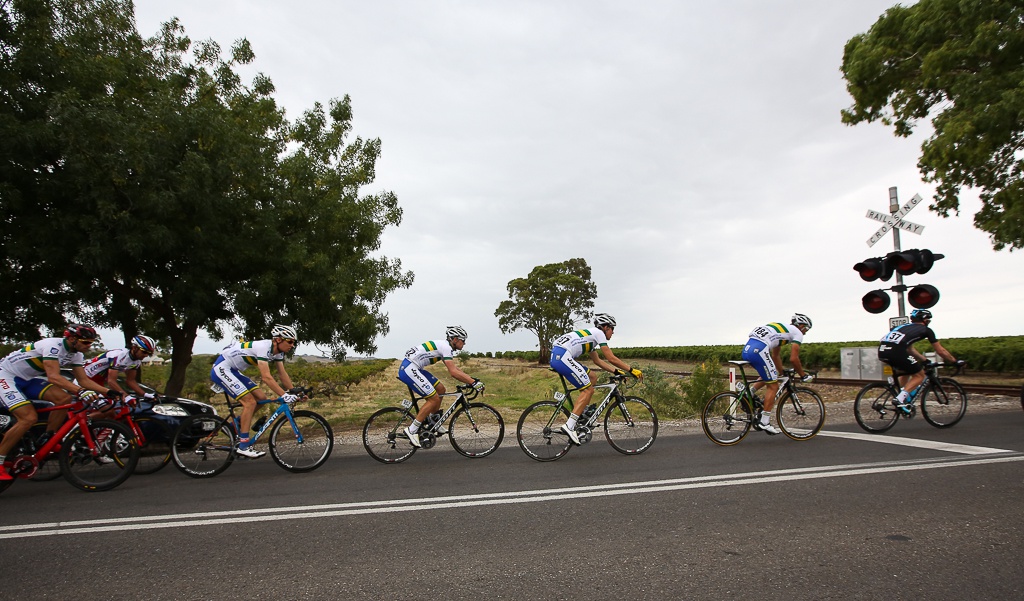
xmin=910 ymin=309 xmax=932 ymax=322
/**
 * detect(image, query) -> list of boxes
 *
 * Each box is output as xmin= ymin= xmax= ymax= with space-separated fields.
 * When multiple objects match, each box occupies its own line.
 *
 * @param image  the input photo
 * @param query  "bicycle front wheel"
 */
xmin=921 ymin=378 xmax=967 ymax=428
xmin=59 ymin=420 xmax=139 ymax=492
xmin=516 ymin=401 xmax=572 ymax=462
xmin=449 ymin=402 xmax=505 ymax=458
xmin=363 ymin=407 xmax=417 ymax=464
xmin=604 ymin=396 xmax=658 ymax=455
xmin=701 ymin=392 xmax=752 ymax=446
xmin=853 ymin=383 xmax=900 ymax=433
xmin=269 ymin=410 xmax=334 ymax=472
xmin=776 ymin=387 xmax=825 ymax=441
xmin=130 ymin=417 xmax=173 ymax=475
xmin=171 ymin=415 xmax=235 ymax=478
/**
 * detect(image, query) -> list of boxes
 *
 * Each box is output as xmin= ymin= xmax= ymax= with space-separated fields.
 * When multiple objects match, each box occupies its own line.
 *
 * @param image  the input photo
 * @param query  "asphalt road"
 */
xmin=2 ymin=410 xmax=1022 ymax=600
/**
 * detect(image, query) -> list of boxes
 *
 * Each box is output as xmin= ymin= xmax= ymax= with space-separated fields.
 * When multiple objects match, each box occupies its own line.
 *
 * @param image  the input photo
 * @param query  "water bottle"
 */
xmin=581 ymin=404 xmax=596 ymax=423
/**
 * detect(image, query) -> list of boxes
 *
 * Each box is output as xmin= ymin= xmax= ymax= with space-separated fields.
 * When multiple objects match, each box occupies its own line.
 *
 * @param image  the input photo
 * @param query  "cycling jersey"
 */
xmin=0 ymin=338 xmax=86 ymax=380
xmin=742 ymin=322 xmax=802 ymax=383
xmin=402 ymin=340 xmax=455 ymax=369
xmin=551 ymin=329 xmax=609 ymax=359
xmin=878 ymin=323 xmax=938 ymax=375
xmin=83 ymin=348 xmax=142 ymax=384
xmin=746 ymin=322 xmax=804 ymax=349
xmin=214 ymin=340 xmax=285 ymax=372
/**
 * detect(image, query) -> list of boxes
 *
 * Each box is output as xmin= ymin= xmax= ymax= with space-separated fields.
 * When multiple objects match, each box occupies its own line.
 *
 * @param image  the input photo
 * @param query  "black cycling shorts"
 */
xmin=878 ymin=346 xmax=923 ymax=375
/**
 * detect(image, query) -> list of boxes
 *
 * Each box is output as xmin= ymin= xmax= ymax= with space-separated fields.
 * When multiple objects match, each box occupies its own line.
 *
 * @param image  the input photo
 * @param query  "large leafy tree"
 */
xmin=841 ymin=0 xmax=1024 ymax=250
xmin=0 ymin=0 xmax=412 ymax=394
xmin=495 ymin=258 xmax=597 ymax=364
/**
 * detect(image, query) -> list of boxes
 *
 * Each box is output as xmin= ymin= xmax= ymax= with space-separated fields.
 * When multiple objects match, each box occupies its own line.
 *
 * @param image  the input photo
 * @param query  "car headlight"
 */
xmin=151 ymin=404 xmax=189 ymax=417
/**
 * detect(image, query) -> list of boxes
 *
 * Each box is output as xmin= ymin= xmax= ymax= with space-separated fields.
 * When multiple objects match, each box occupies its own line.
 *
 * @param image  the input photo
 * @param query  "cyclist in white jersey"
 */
xmin=83 ymin=335 xmax=159 ymax=399
xmin=549 ymin=313 xmax=642 ymax=445
xmin=210 ymin=325 xmax=299 ymax=458
xmin=0 ymin=325 xmax=110 ymax=481
xmin=740 ymin=314 xmax=813 ymax=435
xmin=397 ymin=326 xmax=485 ymax=448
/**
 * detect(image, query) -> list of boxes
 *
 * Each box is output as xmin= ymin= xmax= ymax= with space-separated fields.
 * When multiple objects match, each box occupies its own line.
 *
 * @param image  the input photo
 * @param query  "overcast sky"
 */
xmin=130 ymin=1 xmax=1023 ymax=359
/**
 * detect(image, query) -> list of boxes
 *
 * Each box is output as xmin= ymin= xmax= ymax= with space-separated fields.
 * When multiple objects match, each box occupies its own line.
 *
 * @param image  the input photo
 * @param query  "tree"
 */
xmin=495 ymin=258 xmax=597 ymax=364
xmin=840 ymin=0 xmax=1024 ymax=250
xmin=0 ymin=1 xmax=412 ymax=394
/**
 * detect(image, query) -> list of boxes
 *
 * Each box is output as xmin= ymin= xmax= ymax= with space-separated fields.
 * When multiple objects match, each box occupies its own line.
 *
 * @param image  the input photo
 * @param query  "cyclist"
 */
xmin=741 ymin=314 xmax=814 ymax=435
xmin=0 ymin=324 xmax=111 ymax=480
xmin=210 ymin=324 xmax=299 ymax=458
xmin=878 ymin=309 xmax=959 ymax=413
xmin=398 ymin=326 xmax=485 ymax=448
xmin=549 ymin=313 xmax=642 ymax=445
xmin=83 ymin=335 xmax=159 ymax=399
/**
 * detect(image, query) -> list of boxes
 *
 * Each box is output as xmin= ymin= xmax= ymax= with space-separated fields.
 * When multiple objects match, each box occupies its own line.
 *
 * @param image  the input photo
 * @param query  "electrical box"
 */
xmin=841 ymin=347 xmax=884 ymax=380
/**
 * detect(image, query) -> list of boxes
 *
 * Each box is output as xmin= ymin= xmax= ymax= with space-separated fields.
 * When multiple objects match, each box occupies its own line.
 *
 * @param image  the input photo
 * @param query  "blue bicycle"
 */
xmin=171 ymin=386 xmax=333 ymax=477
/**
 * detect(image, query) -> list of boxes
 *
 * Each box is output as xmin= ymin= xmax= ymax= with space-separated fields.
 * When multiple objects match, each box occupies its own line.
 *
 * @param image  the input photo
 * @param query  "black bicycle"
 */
xmin=362 ymin=384 xmax=504 ymax=463
xmin=701 ymin=362 xmax=825 ymax=445
xmin=853 ymin=360 xmax=968 ymax=433
xmin=516 ymin=372 xmax=657 ymax=462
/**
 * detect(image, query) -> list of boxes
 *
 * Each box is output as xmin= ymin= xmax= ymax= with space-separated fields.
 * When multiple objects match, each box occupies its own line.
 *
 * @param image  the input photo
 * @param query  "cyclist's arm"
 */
xmin=256 ymin=359 xmax=288 ymax=396
xmin=123 ymin=368 xmax=148 ymax=396
xmin=909 ymin=345 xmax=928 ymax=363
xmin=788 ymin=344 xmax=807 ymax=378
xmin=275 ymin=360 xmax=295 ymax=391
xmin=67 ymin=364 xmax=108 ymax=395
xmin=592 ymin=346 xmax=630 ymax=373
xmin=930 ymin=341 xmax=957 ymax=364
xmin=442 ymin=359 xmax=476 ymax=385
xmin=105 ymin=369 xmax=129 ymax=395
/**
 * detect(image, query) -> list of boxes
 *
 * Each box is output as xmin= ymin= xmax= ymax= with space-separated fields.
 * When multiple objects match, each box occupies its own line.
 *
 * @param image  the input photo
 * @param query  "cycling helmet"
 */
xmin=446 ymin=325 xmax=468 ymax=341
xmin=791 ymin=313 xmax=813 ymax=330
xmin=593 ymin=313 xmax=617 ymax=328
xmin=910 ymin=309 xmax=932 ymax=322
xmin=270 ymin=324 xmax=298 ymax=341
xmin=131 ymin=335 xmax=157 ymax=354
xmin=64 ymin=324 xmax=98 ymax=341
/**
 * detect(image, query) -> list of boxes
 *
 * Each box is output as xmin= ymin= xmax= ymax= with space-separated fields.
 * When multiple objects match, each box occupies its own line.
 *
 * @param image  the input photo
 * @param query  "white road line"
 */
xmin=2 ymin=454 xmax=1021 ymax=540
xmin=817 ymin=430 xmax=1013 ymax=455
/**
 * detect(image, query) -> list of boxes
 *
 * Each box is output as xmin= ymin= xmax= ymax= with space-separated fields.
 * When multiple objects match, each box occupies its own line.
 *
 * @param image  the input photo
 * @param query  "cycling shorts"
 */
xmin=741 ymin=338 xmax=778 ymax=383
xmin=210 ymin=356 xmax=259 ymax=400
xmin=397 ymin=359 xmax=440 ymax=398
xmin=878 ymin=345 xmax=923 ymax=375
xmin=550 ymin=347 xmax=592 ymax=391
xmin=0 ymin=372 xmax=52 ymax=411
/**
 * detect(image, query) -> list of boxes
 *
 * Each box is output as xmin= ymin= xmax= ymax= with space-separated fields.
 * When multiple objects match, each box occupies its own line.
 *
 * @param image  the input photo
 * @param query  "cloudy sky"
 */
xmin=131 ymin=1 xmax=1023 ymax=359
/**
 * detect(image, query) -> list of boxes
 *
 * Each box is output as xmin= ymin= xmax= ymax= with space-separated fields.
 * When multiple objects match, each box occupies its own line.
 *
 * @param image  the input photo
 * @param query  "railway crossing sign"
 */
xmin=866 ymin=193 xmax=924 ymax=247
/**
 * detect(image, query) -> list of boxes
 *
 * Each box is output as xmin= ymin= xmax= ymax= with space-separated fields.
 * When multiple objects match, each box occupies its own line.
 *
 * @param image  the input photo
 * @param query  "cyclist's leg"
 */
xmin=211 ymin=362 xmax=261 ymax=444
xmin=881 ymin=351 xmax=924 ymax=406
xmin=398 ymin=361 xmax=440 ymax=432
xmin=550 ymin=348 xmax=591 ymax=427
xmin=742 ymin=341 xmax=779 ymax=429
xmin=23 ymin=377 xmax=70 ymax=434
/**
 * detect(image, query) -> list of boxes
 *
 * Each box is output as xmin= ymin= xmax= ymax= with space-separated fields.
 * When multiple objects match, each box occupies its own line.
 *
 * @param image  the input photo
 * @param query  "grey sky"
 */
xmin=131 ymin=1 xmax=1023 ymax=359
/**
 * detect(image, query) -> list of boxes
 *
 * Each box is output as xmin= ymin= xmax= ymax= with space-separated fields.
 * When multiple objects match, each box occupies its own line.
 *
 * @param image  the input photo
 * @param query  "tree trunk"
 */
xmin=539 ymin=341 xmax=551 ymax=365
xmin=164 ymin=325 xmax=199 ymax=397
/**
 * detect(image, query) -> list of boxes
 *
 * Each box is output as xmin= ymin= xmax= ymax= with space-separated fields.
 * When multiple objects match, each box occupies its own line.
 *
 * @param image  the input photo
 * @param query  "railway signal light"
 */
xmin=884 ymin=248 xmax=945 ymax=276
xmin=862 ymin=290 xmax=891 ymax=314
xmin=853 ymin=257 xmax=893 ymax=282
xmin=908 ymin=284 xmax=940 ymax=309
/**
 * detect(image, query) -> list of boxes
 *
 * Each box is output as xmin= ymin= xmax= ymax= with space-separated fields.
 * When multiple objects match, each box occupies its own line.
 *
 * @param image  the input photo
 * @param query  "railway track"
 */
xmin=662 ymin=371 xmax=1022 ymax=396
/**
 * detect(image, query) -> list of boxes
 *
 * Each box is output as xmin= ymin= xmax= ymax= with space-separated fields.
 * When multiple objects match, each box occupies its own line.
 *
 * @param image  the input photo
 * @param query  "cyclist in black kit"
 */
xmin=877 ymin=309 xmax=961 ymax=413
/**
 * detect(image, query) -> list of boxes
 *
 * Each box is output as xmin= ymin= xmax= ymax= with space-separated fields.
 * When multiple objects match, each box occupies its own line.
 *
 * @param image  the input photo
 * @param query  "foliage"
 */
xmin=841 ymin=0 xmax=1024 ymax=250
xmin=0 ymin=2 xmax=411 ymax=395
xmin=494 ymin=258 xmax=597 ymax=364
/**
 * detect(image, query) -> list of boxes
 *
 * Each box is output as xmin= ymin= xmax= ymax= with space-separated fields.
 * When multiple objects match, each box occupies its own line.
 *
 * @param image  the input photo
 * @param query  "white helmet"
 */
xmin=593 ymin=313 xmax=617 ymax=328
xmin=445 ymin=325 xmax=468 ymax=341
xmin=791 ymin=313 xmax=812 ymax=329
xmin=271 ymin=324 xmax=298 ymax=341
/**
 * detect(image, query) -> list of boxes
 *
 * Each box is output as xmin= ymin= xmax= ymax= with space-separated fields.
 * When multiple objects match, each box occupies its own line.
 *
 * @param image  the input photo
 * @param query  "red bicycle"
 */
xmin=0 ymin=393 xmax=139 ymax=494
xmin=108 ymin=395 xmax=174 ymax=475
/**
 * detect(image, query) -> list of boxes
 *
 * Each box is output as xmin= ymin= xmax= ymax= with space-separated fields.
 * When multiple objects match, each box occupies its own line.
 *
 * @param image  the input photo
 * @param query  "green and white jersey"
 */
xmin=747 ymin=322 xmax=804 ymax=349
xmin=403 ymin=339 xmax=455 ymax=369
xmin=216 ymin=340 xmax=285 ymax=372
xmin=0 ymin=337 xmax=85 ymax=379
xmin=552 ymin=328 xmax=609 ymax=360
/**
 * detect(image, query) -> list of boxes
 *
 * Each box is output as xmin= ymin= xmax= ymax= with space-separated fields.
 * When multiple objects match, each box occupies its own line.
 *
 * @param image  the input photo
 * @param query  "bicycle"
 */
xmin=362 ymin=384 xmax=503 ymax=463
xmin=853 ymin=360 xmax=968 ymax=433
xmin=171 ymin=386 xmax=332 ymax=478
xmin=108 ymin=394 xmax=177 ymax=475
xmin=701 ymin=361 xmax=825 ymax=446
xmin=0 ymin=393 xmax=139 ymax=494
xmin=516 ymin=372 xmax=657 ymax=462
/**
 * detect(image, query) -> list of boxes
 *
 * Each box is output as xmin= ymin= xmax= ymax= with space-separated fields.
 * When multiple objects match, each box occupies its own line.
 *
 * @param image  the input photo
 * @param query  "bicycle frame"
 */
xmin=395 ymin=388 xmax=474 ymax=437
xmin=550 ymin=375 xmax=624 ymax=432
xmin=219 ymin=391 xmax=311 ymax=444
xmin=7 ymin=400 xmax=100 ymax=478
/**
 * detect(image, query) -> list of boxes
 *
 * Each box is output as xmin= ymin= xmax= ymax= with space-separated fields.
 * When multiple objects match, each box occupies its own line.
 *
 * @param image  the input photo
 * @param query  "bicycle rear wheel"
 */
xmin=129 ymin=417 xmax=173 ymax=475
xmin=363 ymin=407 xmax=417 ymax=464
xmin=269 ymin=410 xmax=334 ymax=472
xmin=516 ymin=401 xmax=572 ymax=462
xmin=853 ymin=383 xmax=900 ymax=433
xmin=449 ymin=402 xmax=504 ymax=458
xmin=59 ymin=420 xmax=139 ymax=492
xmin=920 ymin=378 xmax=967 ymax=428
xmin=701 ymin=392 xmax=751 ymax=446
xmin=775 ymin=387 xmax=825 ymax=441
xmin=604 ymin=396 xmax=658 ymax=455
xmin=171 ymin=415 xmax=235 ymax=478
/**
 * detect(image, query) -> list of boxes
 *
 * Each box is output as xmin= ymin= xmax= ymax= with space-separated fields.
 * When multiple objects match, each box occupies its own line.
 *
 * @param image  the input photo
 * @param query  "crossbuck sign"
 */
xmin=866 ymin=193 xmax=924 ymax=247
